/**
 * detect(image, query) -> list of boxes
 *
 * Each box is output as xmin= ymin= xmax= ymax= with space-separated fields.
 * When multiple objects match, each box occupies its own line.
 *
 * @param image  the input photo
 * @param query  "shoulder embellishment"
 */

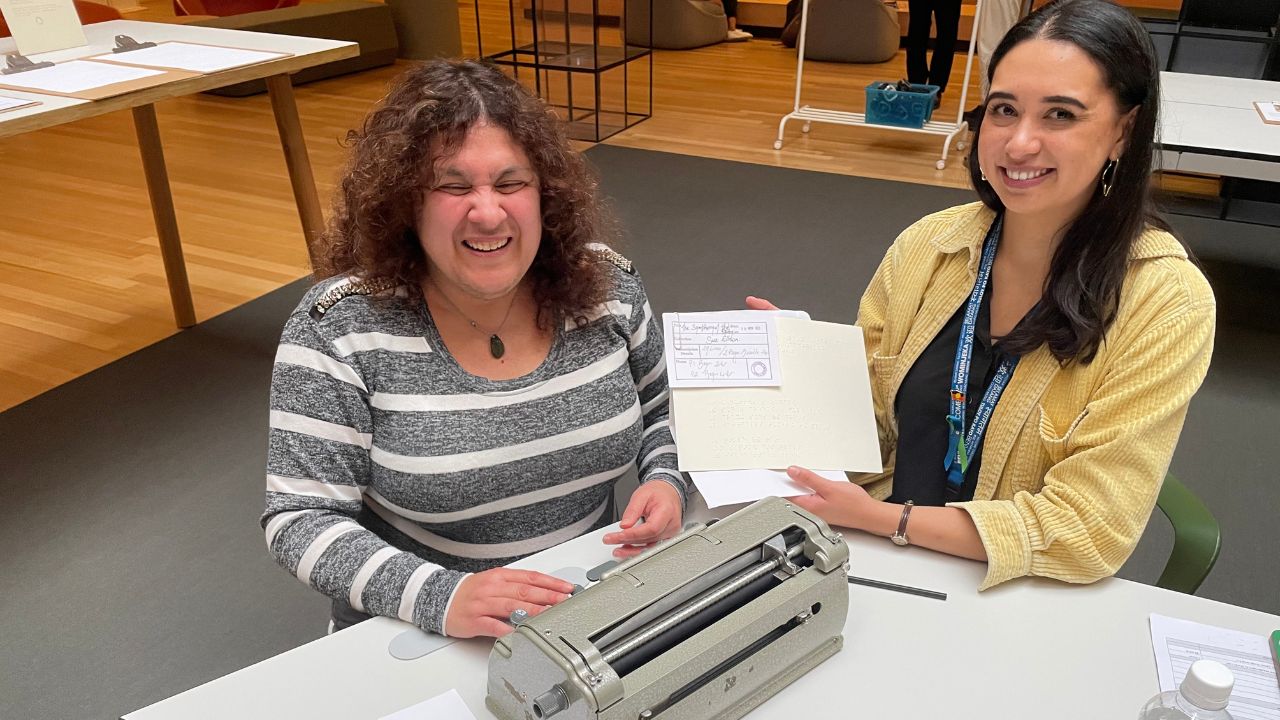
xmin=309 ymin=277 xmax=397 ymax=321
xmin=588 ymin=243 xmax=634 ymax=274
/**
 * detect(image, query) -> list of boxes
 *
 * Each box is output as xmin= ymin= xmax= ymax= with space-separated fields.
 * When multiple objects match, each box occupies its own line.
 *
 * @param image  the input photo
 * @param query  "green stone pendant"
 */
xmin=489 ymin=334 xmax=505 ymax=359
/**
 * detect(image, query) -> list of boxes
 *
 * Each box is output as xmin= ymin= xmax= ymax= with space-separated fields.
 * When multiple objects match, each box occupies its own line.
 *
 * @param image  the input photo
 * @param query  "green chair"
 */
xmin=1154 ymin=473 xmax=1221 ymax=594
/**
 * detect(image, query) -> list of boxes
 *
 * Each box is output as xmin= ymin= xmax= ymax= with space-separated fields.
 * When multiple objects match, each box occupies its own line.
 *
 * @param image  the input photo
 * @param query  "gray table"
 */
xmin=1160 ymin=71 xmax=1280 ymax=182
xmin=124 ymin=495 xmax=1280 ymax=720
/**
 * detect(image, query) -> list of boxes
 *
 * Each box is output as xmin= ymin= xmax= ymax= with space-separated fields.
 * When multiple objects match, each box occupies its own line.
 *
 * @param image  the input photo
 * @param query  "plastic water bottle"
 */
xmin=1139 ymin=659 xmax=1235 ymax=719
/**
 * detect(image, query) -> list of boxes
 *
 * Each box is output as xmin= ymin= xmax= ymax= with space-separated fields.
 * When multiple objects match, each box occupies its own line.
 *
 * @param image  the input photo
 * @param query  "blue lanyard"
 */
xmin=944 ymin=216 xmax=1018 ymax=493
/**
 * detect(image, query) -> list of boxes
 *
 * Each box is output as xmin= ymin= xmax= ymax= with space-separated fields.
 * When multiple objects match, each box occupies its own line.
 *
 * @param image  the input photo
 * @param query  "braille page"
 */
xmin=672 ymin=317 xmax=882 ymax=472
xmin=1150 ymin=613 xmax=1280 ymax=720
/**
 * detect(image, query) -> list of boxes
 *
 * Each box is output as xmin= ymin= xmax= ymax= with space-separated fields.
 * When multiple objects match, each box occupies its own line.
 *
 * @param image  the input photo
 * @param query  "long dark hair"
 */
xmin=316 ymin=59 xmax=617 ymax=329
xmin=966 ymin=0 xmax=1174 ymax=364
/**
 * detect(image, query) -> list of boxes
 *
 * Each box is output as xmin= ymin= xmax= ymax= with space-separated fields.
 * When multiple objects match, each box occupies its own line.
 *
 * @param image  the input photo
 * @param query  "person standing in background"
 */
xmin=716 ymin=0 xmax=753 ymax=41
xmin=971 ymin=0 xmax=1027 ymax=120
xmin=906 ymin=0 xmax=964 ymax=108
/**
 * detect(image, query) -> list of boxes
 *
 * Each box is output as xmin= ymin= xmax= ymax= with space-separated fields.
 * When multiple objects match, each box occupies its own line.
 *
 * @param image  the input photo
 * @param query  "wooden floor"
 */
xmin=0 ymin=0 xmax=1205 ymax=410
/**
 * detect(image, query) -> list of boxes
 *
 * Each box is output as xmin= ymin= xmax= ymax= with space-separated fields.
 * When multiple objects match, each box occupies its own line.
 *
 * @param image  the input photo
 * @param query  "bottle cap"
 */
xmin=1180 ymin=659 xmax=1234 ymax=711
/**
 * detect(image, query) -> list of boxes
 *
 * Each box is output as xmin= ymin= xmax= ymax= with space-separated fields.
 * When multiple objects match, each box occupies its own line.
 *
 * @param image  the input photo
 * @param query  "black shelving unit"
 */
xmin=475 ymin=0 xmax=653 ymax=142
xmin=1136 ymin=0 xmax=1280 ymax=79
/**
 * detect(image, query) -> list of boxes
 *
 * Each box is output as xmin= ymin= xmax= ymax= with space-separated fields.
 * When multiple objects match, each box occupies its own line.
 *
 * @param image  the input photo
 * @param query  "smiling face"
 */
xmin=416 ymin=122 xmax=542 ymax=302
xmin=978 ymin=38 xmax=1135 ymax=229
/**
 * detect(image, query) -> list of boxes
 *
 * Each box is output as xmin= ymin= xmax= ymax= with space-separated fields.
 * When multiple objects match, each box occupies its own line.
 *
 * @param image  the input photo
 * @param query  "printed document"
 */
xmin=672 ymin=316 xmax=882 ymax=472
xmin=1150 ymin=613 xmax=1280 ymax=720
xmin=0 ymin=93 xmax=39 ymax=113
xmin=0 ymin=60 xmax=164 ymax=95
xmin=90 ymin=42 xmax=288 ymax=74
xmin=664 ymin=311 xmax=784 ymax=387
xmin=379 ymin=689 xmax=477 ymax=720
xmin=1254 ymin=101 xmax=1280 ymax=125
xmin=0 ymin=0 xmax=86 ymax=56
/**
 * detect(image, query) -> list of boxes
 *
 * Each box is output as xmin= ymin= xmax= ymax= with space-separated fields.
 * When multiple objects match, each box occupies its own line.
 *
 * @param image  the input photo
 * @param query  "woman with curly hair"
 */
xmin=263 ymin=60 xmax=685 ymax=639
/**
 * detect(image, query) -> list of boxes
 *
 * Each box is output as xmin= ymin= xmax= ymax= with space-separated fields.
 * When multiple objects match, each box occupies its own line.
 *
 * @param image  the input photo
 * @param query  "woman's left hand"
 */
xmin=603 ymin=480 xmax=684 ymax=558
xmin=785 ymin=465 xmax=873 ymax=530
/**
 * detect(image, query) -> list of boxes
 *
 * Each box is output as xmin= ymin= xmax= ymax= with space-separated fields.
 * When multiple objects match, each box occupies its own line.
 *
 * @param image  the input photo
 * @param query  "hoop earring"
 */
xmin=1101 ymin=158 xmax=1119 ymax=197
xmin=980 ymin=168 xmax=987 ymax=182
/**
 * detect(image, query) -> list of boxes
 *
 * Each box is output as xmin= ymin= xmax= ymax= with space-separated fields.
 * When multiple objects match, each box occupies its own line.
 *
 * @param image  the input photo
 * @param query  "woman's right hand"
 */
xmin=443 ymin=568 xmax=575 ymax=638
xmin=745 ymin=296 xmax=780 ymax=311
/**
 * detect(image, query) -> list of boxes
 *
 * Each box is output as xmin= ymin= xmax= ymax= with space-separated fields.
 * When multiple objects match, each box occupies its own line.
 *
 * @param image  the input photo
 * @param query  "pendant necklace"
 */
xmin=428 ymin=281 xmax=518 ymax=360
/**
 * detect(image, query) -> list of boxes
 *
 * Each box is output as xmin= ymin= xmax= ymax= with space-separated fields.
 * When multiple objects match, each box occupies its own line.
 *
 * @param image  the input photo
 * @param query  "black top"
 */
xmin=888 ymin=277 xmax=1012 ymax=506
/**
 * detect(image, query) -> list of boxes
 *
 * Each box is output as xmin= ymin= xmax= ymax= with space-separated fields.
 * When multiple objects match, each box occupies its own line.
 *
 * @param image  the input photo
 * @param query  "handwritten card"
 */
xmin=663 ymin=311 xmax=783 ymax=387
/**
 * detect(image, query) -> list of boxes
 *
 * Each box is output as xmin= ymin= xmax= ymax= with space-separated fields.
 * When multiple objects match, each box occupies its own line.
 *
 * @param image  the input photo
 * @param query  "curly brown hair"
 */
xmin=314 ymin=59 xmax=618 ymax=327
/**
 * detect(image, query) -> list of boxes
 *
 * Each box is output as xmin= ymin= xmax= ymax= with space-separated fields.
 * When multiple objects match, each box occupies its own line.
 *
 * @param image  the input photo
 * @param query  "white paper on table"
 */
xmin=691 ymin=469 xmax=846 ymax=508
xmin=663 ymin=311 xmax=784 ymax=388
xmin=379 ymin=689 xmax=477 ymax=720
xmin=89 ymin=42 xmax=288 ymax=74
xmin=1149 ymin=614 xmax=1280 ymax=720
xmin=673 ymin=317 xmax=882 ymax=472
xmin=0 ymin=60 xmax=165 ymax=94
xmin=0 ymin=93 xmax=39 ymax=113
xmin=1254 ymin=101 xmax=1280 ymax=124
xmin=0 ymin=0 xmax=86 ymax=56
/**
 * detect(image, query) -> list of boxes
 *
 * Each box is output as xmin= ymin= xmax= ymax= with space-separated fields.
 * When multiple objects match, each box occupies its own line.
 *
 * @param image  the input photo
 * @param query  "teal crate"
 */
xmin=865 ymin=82 xmax=939 ymax=129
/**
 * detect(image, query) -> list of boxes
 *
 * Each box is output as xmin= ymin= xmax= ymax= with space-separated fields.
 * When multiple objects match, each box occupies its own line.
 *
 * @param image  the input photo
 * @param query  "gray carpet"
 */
xmin=1 ymin=145 xmax=1276 ymax=720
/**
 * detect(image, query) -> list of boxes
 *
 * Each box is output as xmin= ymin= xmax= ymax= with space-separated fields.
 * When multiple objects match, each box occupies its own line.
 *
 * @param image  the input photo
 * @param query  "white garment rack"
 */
xmin=774 ymin=0 xmax=984 ymax=169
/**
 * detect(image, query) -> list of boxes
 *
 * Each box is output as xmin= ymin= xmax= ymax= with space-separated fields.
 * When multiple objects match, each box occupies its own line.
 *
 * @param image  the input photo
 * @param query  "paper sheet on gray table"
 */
xmin=1150 ymin=613 xmax=1280 ymax=720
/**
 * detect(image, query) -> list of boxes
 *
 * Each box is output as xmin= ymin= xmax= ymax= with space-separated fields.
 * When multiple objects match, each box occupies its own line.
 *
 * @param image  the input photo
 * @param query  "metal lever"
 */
xmin=763 ymin=533 xmax=800 ymax=578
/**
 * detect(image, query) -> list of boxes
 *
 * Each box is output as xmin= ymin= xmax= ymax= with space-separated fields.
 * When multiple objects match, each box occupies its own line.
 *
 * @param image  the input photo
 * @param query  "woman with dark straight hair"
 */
xmin=966 ymin=0 xmax=1173 ymax=364
xmin=751 ymin=0 xmax=1215 ymax=589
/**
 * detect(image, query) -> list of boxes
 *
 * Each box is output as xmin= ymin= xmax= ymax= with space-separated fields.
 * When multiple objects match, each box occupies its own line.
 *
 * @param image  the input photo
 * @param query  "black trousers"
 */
xmin=906 ymin=0 xmax=962 ymax=93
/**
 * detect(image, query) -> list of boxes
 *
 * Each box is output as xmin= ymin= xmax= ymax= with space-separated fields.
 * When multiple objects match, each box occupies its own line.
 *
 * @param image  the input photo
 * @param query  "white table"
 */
xmin=123 ymin=498 xmax=1280 ymax=720
xmin=1159 ymin=71 xmax=1280 ymax=182
xmin=0 ymin=21 xmax=357 ymax=326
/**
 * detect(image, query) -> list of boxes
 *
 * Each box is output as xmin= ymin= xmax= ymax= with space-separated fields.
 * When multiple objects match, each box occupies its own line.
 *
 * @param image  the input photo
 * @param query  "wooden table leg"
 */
xmin=266 ymin=74 xmax=325 ymax=270
xmin=132 ymin=103 xmax=197 ymax=329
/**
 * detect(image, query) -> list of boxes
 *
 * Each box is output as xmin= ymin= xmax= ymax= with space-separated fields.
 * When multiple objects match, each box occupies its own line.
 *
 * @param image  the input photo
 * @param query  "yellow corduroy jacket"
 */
xmin=855 ymin=202 xmax=1216 ymax=590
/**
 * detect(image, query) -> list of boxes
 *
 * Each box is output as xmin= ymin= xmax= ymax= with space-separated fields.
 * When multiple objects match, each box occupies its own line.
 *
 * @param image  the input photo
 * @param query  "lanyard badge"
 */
xmin=944 ymin=216 xmax=1019 ymax=495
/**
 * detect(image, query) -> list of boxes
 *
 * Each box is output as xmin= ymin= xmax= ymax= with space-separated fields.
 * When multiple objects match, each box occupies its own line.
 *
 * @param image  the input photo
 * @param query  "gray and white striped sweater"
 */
xmin=262 ymin=261 xmax=683 ymax=635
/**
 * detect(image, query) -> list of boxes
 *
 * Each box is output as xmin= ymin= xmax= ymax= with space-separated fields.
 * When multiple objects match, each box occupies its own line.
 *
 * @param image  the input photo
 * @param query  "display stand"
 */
xmin=774 ymin=0 xmax=983 ymax=169
xmin=476 ymin=0 xmax=652 ymax=141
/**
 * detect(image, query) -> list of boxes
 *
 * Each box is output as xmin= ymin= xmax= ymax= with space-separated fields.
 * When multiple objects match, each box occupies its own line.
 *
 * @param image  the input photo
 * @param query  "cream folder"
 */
xmin=0 ymin=0 xmax=86 ymax=56
xmin=672 ymin=317 xmax=883 ymax=472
